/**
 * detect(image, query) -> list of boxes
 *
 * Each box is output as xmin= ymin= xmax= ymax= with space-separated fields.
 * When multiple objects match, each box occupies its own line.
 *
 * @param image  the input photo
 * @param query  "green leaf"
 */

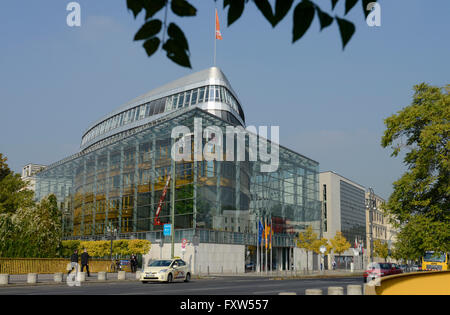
xmin=227 ymin=0 xmax=245 ymax=26
xmin=134 ymin=19 xmax=162 ymax=41
xmin=344 ymin=0 xmax=358 ymax=15
xmin=127 ymin=0 xmax=144 ymax=18
xmin=292 ymin=0 xmax=315 ymax=43
xmin=143 ymin=0 xmax=167 ymax=20
xmin=331 ymin=0 xmax=339 ymax=10
xmin=143 ymin=37 xmax=161 ymax=57
xmin=162 ymin=23 xmax=191 ymax=68
xmin=274 ymin=0 xmax=294 ymax=25
xmin=254 ymin=0 xmax=276 ymax=27
xmin=171 ymin=0 xmax=197 ymax=17
xmin=167 ymin=23 xmax=189 ymax=51
xmin=316 ymin=6 xmax=333 ymax=31
xmin=336 ymin=16 xmax=355 ymax=49
xmin=163 ymin=38 xmax=191 ymax=68
xmin=362 ymin=0 xmax=377 ymax=18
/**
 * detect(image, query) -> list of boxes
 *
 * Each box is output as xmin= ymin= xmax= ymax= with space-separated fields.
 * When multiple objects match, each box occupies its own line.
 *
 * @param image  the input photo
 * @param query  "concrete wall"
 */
xmin=144 ymin=242 xmax=246 ymax=274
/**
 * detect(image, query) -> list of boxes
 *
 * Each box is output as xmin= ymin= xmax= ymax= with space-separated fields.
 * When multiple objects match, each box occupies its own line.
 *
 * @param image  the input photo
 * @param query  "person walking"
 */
xmin=130 ymin=254 xmax=138 ymax=273
xmin=81 ymin=248 xmax=91 ymax=277
xmin=67 ymin=249 xmax=78 ymax=275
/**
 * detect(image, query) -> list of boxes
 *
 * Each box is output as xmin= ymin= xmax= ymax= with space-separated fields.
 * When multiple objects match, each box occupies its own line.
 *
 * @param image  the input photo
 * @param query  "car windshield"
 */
xmin=148 ymin=260 xmax=172 ymax=267
xmin=423 ymin=252 xmax=446 ymax=262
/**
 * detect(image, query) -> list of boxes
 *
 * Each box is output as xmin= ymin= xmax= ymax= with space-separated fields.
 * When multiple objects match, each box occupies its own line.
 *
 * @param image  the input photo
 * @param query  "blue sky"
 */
xmin=0 ymin=1 xmax=449 ymax=199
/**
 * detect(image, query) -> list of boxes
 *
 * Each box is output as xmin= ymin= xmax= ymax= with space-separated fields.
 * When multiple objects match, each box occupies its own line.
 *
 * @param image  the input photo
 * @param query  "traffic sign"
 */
xmin=320 ymin=245 xmax=327 ymax=254
xmin=163 ymin=224 xmax=172 ymax=236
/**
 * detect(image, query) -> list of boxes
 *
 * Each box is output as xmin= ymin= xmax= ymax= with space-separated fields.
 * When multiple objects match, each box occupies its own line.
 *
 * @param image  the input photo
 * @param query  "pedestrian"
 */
xmin=81 ymin=248 xmax=90 ymax=277
xmin=332 ymin=259 xmax=336 ymax=270
xmin=115 ymin=258 xmax=121 ymax=272
xmin=67 ymin=249 xmax=78 ymax=275
xmin=130 ymin=254 xmax=138 ymax=273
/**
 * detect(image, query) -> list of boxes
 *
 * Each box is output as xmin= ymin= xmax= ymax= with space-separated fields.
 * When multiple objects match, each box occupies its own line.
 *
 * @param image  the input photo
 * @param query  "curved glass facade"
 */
xmin=35 ymin=108 xmax=320 ymax=246
xmin=81 ymin=85 xmax=245 ymax=148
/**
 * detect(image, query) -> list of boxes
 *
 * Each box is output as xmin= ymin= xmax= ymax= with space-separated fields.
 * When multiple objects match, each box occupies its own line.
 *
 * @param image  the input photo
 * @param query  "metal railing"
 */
xmin=0 ymin=258 xmax=113 ymax=275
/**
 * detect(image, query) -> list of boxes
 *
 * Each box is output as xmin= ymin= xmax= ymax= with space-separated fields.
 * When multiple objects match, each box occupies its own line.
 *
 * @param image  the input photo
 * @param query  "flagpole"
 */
xmin=270 ymin=216 xmax=272 ymax=273
xmin=265 ymin=217 xmax=268 ymax=275
xmin=214 ymin=7 xmax=217 ymax=66
xmin=256 ymin=218 xmax=259 ymax=273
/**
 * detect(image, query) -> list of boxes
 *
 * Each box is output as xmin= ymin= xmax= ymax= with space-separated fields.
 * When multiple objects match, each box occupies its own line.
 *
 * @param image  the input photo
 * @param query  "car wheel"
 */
xmin=167 ymin=273 xmax=173 ymax=283
xmin=184 ymin=273 xmax=191 ymax=282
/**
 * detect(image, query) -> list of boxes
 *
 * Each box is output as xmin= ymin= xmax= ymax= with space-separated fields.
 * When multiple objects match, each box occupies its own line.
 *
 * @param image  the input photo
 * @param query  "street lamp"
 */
xmin=106 ymin=223 xmax=117 ymax=261
xmin=366 ymin=187 xmax=375 ymax=264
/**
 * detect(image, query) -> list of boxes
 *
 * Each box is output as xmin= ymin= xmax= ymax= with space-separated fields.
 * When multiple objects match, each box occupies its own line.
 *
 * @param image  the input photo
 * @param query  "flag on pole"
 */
xmin=215 ymin=9 xmax=223 ymax=40
xmin=264 ymin=220 xmax=269 ymax=249
xmin=258 ymin=220 xmax=263 ymax=245
xmin=269 ymin=221 xmax=272 ymax=250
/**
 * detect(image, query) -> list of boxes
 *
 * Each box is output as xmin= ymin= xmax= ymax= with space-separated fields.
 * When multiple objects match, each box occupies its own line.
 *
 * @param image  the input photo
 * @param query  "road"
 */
xmin=0 ymin=276 xmax=363 ymax=295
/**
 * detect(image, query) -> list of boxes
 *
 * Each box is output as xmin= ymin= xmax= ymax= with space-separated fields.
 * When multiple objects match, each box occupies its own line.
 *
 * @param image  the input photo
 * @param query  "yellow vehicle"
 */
xmin=140 ymin=258 xmax=191 ymax=283
xmin=422 ymin=251 xmax=449 ymax=271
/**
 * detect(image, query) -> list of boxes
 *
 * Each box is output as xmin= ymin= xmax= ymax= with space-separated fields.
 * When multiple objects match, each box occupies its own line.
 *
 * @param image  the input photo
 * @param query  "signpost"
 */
xmin=164 ymin=224 xmax=172 ymax=236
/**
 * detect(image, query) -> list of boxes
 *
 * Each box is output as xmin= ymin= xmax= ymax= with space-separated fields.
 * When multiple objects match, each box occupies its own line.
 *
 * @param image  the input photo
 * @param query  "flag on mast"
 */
xmin=215 ymin=9 xmax=223 ymax=40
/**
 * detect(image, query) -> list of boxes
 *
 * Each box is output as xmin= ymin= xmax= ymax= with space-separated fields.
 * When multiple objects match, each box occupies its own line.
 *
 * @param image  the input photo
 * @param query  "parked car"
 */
xmin=390 ymin=263 xmax=403 ymax=275
xmin=363 ymin=262 xmax=401 ymax=283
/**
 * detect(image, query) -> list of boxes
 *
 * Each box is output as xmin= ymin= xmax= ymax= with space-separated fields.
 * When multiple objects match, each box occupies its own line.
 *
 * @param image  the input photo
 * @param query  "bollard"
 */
xmin=27 ymin=273 xmax=38 ymax=284
xmin=328 ymin=286 xmax=344 ymax=295
xmin=347 ymin=285 xmax=363 ymax=295
xmin=98 ymin=271 xmax=107 ymax=281
xmin=135 ymin=271 xmax=142 ymax=280
xmin=0 ymin=274 xmax=9 ymax=285
xmin=279 ymin=292 xmax=297 ymax=295
xmin=77 ymin=272 xmax=86 ymax=282
xmin=118 ymin=271 xmax=126 ymax=280
xmin=305 ymin=288 xmax=323 ymax=295
xmin=54 ymin=273 xmax=63 ymax=283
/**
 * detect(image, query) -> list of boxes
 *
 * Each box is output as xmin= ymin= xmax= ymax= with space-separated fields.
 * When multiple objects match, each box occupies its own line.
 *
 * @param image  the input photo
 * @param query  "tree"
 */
xmin=126 ymin=0 xmax=377 ymax=68
xmin=128 ymin=239 xmax=152 ymax=255
xmin=381 ymin=83 xmax=450 ymax=259
xmin=296 ymin=225 xmax=317 ymax=271
xmin=0 ymin=154 xmax=34 ymax=215
xmin=329 ymin=232 xmax=351 ymax=268
xmin=0 ymin=154 xmax=63 ymax=258
xmin=373 ymin=239 xmax=389 ymax=262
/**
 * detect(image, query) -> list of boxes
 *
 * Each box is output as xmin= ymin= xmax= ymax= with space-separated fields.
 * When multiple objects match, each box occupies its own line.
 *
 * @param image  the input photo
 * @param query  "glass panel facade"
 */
xmin=81 ymin=85 xmax=245 ymax=147
xmin=36 ymin=108 xmax=320 ymax=246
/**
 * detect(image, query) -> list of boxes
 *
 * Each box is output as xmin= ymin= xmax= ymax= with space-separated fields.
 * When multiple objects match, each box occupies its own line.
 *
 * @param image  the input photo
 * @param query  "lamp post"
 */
xmin=366 ymin=188 xmax=376 ymax=264
xmin=106 ymin=223 xmax=117 ymax=261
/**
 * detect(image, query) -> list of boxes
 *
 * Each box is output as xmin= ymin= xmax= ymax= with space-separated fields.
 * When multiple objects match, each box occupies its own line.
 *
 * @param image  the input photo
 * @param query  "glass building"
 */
xmin=35 ymin=67 xmax=320 ymax=270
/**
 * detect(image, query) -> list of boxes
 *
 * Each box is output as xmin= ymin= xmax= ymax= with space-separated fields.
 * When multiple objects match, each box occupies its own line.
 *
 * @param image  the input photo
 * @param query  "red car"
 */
xmin=363 ymin=262 xmax=403 ymax=283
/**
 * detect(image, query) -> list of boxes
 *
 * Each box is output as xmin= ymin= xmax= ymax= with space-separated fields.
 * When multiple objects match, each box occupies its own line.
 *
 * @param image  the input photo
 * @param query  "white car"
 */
xmin=140 ymin=258 xmax=191 ymax=283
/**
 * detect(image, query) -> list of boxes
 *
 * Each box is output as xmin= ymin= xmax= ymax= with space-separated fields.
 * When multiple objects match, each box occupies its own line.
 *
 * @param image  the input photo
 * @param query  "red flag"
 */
xmin=215 ymin=9 xmax=223 ymax=40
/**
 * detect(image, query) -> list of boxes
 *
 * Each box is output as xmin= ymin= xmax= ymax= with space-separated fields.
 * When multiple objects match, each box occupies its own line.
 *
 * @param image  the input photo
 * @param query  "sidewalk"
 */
xmin=3 ymin=272 xmax=140 ymax=286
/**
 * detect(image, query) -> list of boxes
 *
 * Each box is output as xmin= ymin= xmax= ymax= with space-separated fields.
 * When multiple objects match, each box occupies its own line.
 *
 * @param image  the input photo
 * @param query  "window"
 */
xmin=209 ymin=86 xmax=215 ymax=101
xmin=139 ymin=105 xmax=146 ymax=119
xmin=149 ymin=101 xmax=156 ymax=116
xmin=198 ymin=87 xmax=205 ymax=102
xmin=165 ymin=96 xmax=173 ymax=111
xmin=184 ymin=91 xmax=191 ymax=107
xmin=119 ymin=112 xmax=124 ymax=126
xmin=191 ymin=89 xmax=198 ymax=105
xmin=215 ymin=86 xmax=220 ymax=101
xmin=204 ymin=86 xmax=210 ymax=101
xmin=177 ymin=93 xmax=184 ymax=108
xmin=145 ymin=103 xmax=151 ymax=117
